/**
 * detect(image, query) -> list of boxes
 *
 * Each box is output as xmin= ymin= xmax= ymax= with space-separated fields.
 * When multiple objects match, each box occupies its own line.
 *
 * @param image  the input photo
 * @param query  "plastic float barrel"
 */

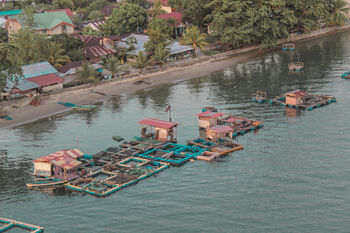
xmin=307 ymin=107 xmax=313 ymax=110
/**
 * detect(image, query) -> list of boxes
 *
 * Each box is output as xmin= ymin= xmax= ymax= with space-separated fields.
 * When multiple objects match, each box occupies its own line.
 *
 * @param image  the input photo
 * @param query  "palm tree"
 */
xmin=77 ymin=62 xmax=99 ymax=84
xmin=46 ymin=41 xmax=71 ymax=68
xmin=330 ymin=0 xmax=350 ymax=26
xmin=102 ymin=56 xmax=127 ymax=78
xmin=180 ymin=26 xmax=209 ymax=57
xmin=152 ymin=44 xmax=170 ymax=69
xmin=133 ymin=51 xmax=149 ymax=74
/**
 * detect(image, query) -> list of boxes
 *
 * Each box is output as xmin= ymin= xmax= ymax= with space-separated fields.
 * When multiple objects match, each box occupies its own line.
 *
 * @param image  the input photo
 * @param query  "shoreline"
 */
xmin=1 ymin=24 xmax=350 ymax=129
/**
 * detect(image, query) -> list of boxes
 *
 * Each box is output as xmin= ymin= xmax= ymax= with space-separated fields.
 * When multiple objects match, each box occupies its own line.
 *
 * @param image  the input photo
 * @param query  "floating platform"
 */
xmin=187 ymin=138 xmax=218 ymax=149
xmin=288 ymin=62 xmax=304 ymax=71
xmin=341 ymin=71 xmax=350 ymax=79
xmin=218 ymin=115 xmax=263 ymax=137
xmin=66 ymin=158 xmax=168 ymax=197
xmin=0 ymin=217 xmax=43 ymax=232
xmin=251 ymin=91 xmax=267 ymax=103
xmin=269 ymin=90 xmax=336 ymax=111
xmin=282 ymin=42 xmax=295 ymax=51
xmin=137 ymin=143 xmax=203 ymax=166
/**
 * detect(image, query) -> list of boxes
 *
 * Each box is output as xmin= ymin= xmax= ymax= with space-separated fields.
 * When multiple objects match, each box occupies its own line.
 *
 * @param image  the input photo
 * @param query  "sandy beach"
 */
xmin=0 ymin=49 xmax=264 ymax=129
xmin=1 ymin=24 xmax=350 ymax=129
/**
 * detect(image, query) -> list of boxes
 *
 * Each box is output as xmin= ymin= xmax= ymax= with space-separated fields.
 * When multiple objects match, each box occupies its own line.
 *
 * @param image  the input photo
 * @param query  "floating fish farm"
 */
xmin=0 ymin=217 xmax=43 ymax=233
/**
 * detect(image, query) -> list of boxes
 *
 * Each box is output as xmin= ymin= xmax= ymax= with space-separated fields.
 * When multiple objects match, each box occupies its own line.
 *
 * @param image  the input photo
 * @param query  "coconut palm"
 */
xmin=180 ymin=26 xmax=208 ymax=57
xmin=152 ymin=44 xmax=170 ymax=69
xmin=45 ymin=41 xmax=71 ymax=68
xmin=102 ymin=56 xmax=128 ymax=78
xmin=77 ymin=62 xmax=99 ymax=84
xmin=330 ymin=0 xmax=350 ymax=26
xmin=133 ymin=51 xmax=149 ymax=74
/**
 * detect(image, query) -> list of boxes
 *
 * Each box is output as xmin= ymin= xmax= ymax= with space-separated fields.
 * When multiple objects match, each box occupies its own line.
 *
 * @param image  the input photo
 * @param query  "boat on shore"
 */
xmin=341 ymin=71 xmax=350 ymax=79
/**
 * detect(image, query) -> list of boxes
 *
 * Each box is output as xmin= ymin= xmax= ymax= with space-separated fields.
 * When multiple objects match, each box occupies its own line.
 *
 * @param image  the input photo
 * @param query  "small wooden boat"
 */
xmin=26 ymin=178 xmax=67 ymax=188
xmin=341 ymin=71 xmax=350 ymax=79
xmin=282 ymin=42 xmax=295 ymax=51
xmin=73 ymin=105 xmax=96 ymax=110
xmin=112 ymin=136 xmax=124 ymax=142
xmin=288 ymin=62 xmax=304 ymax=71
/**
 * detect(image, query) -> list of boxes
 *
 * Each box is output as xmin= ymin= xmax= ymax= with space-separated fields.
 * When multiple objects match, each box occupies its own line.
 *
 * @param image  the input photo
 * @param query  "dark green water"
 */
xmin=1 ymin=31 xmax=350 ymax=232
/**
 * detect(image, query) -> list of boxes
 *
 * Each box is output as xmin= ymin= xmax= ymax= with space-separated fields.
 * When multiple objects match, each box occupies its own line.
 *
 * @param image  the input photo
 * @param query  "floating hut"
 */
xmin=197 ymin=111 xmax=225 ymax=129
xmin=139 ymin=118 xmax=178 ymax=142
xmin=0 ymin=217 xmax=43 ymax=232
xmin=282 ymin=42 xmax=295 ymax=51
xmin=27 ymin=149 xmax=84 ymax=187
xmin=206 ymin=125 xmax=233 ymax=141
xmin=252 ymin=91 xmax=267 ymax=103
xmin=341 ymin=71 xmax=350 ymax=79
xmin=288 ymin=62 xmax=304 ymax=71
xmin=269 ymin=90 xmax=336 ymax=110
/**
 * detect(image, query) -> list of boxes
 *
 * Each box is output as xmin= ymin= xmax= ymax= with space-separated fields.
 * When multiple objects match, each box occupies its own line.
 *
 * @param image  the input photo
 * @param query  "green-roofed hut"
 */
xmin=6 ymin=11 xmax=74 ymax=35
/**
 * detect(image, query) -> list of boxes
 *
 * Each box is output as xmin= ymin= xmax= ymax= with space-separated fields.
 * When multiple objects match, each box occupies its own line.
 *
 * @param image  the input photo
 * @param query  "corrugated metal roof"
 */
xmin=26 ymin=74 xmax=63 ymax=87
xmin=34 ymin=149 xmax=84 ymax=163
xmin=21 ymin=61 xmax=58 ymax=79
xmin=197 ymin=111 xmax=225 ymax=118
xmin=139 ymin=118 xmax=177 ymax=129
xmin=209 ymin=125 xmax=233 ymax=134
xmin=0 ymin=10 xmax=22 ymax=17
xmin=84 ymin=45 xmax=116 ymax=59
xmin=47 ymin=9 xmax=73 ymax=17
xmin=288 ymin=90 xmax=307 ymax=97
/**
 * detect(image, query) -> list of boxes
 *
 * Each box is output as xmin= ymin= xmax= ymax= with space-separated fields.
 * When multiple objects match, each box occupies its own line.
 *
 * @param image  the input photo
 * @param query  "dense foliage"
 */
xmin=103 ymin=3 xmax=147 ymax=36
xmin=144 ymin=18 xmax=172 ymax=55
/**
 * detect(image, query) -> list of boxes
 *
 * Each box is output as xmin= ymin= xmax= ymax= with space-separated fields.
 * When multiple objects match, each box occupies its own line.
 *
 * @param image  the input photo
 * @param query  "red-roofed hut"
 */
xmin=206 ymin=125 xmax=233 ymax=141
xmin=139 ymin=118 xmax=178 ymax=142
xmin=285 ymin=90 xmax=307 ymax=106
xmin=197 ymin=111 xmax=225 ymax=129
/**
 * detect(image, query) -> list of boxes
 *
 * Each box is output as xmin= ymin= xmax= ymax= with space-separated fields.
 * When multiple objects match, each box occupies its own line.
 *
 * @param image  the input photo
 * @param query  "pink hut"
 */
xmin=139 ymin=118 xmax=178 ymax=142
xmin=33 ymin=149 xmax=83 ymax=180
xmin=206 ymin=125 xmax=233 ymax=141
xmin=197 ymin=111 xmax=225 ymax=129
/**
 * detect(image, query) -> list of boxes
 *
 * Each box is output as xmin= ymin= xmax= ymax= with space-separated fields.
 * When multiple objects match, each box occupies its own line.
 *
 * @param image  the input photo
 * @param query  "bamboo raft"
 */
xmin=0 ymin=217 xmax=43 ymax=232
xmin=269 ymin=92 xmax=336 ymax=110
xmin=288 ymin=62 xmax=304 ymax=71
xmin=282 ymin=42 xmax=295 ymax=51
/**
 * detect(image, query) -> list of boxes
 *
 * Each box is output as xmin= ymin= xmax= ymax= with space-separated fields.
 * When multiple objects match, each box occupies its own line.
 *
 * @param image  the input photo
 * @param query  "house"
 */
xmin=139 ymin=118 xmax=178 ymax=142
xmin=100 ymin=5 xmax=119 ymax=19
xmin=46 ymin=9 xmax=74 ymax=17
xmin=2 ymin=61 xmax=64 ymax=98
xmin=285 ymin=90 xmax=307 ymax=106
xmin=6 ymin=11 xmax=75 ymax=36
xmin=157 ymin=11 xmax=187 ymax=39
xmin=33 ymin=149 xmax=83 ymax=179
xmin=206 ymin=125 xmax=233 ymax=141
xmin=71 ymin=34 xmax=117 ymax=63
xmin=120 ymin=33 xmax=194 ymax=60
xmin=197 ymin=111 xmax=225 ymax=129
xmin=86 ymin=19 xmax=105 ymax=32
xmin=0 ymin=9 xmax=22 ymax=19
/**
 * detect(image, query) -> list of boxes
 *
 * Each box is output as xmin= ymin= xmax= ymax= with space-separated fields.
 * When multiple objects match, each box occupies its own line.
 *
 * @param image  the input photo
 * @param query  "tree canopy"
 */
xmin=103 ymin=3 xmax=148 ymax=36
xmin=144 ymin=18 xmax=172 ymax=55
xmin=0 ymin=44 xmax=23 ymax=90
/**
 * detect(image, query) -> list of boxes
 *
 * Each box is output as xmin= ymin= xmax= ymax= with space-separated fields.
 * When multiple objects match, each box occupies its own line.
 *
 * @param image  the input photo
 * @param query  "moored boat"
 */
xmin=341 ymin=71 xmax=350 ymax=79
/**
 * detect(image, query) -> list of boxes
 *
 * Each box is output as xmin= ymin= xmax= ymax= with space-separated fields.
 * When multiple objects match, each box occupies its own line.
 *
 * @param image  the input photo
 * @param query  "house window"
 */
xmin=42 ymin=30 xmax=47 ymax=33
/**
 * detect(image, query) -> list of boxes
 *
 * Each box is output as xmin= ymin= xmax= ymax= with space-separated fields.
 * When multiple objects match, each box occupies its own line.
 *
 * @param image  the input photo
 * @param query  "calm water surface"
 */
xmin=1 ymin=31 xmax=350 ymax=232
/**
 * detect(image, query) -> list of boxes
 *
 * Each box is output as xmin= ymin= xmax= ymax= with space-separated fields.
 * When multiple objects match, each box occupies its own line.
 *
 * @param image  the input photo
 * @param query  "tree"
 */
xmin=180 ymin=26 xmax=208 ymax=56
xmin=49 ymin=34 xmax=83 ymax=61
xmin=329 ymin=0 xmax=350 ymax=26
xmin=144 ymin=18 xmax=172 ymax=55
xmin=0 ymin=28 xmax=8 ymax=43
xmin=88 ymin=10 xmax=104 ymax=20
xmin=102 ymin=56 xmax=127 ymax=78
xmin=149 ymin=0 xmax=166 ymax=17
xmin=151 ymin=44 xmax=170 ymax=69
xmin=0 ymin=44 xmax=23 ymax=91
xmin=182 ymin=0 xmax=211 ymax=28
xmin=11 ymin=29 xmax=47 ymax=65
xmin=45 ymin=42 xmax=71 ymax=68
xmin=52 ymin=0 xmax=74 ymax=11
xmin=125 ymin=0 xmax=148 ymax=8
xmin=133 ymin=51 xmax=149 ymax=74
xmin=82 ymin=25 xmax=102 ymax=36
xmin=103 ymin=3 xmax=148 ymax=36
xmin=168 ymin=0 xmax=185 ymax=11
xmin=77 ymin=62 xmax=99 ymax=84
xmin=126 ymin=36 xmax=137 ymax=51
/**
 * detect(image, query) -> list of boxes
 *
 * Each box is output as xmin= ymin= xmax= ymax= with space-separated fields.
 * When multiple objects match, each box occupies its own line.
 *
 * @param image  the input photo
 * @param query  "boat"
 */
xmin=26 ymin=178 xmax=68 ymax=188
xmin=73 ymin=105 xmax=96 ymax=110
xmin=341 ymin=71 xmax=350 ymax=79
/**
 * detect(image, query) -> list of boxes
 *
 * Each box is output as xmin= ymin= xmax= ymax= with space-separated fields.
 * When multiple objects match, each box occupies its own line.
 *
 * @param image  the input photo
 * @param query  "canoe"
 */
xmin=73 ymin=105 xmax=96 ymax=110
xmin=26 ymin=179 xmax=67 ymax=188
